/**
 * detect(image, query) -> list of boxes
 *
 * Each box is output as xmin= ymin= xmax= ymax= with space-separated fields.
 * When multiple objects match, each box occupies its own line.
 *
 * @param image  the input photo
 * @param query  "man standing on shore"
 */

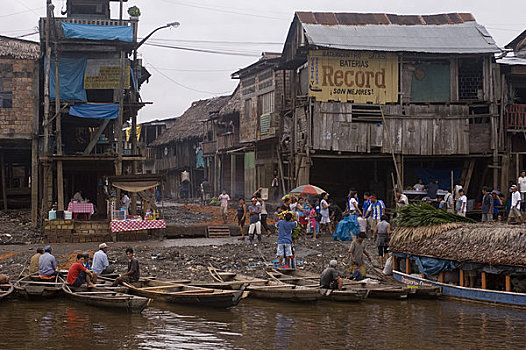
xmin=349 ymin=232 xmax=371 ymax=280
xmin=366 ymin=195 xmax=385 ymax=230
xmin=218 ymin=190 xmax=230 ymax=224
xmin=481 ymin=187 xmax=493 ymax=222
xmin=247 ymin=197 xmax=262 ymax=244
xmin=507 ymin=185 xmax=523 ymax=224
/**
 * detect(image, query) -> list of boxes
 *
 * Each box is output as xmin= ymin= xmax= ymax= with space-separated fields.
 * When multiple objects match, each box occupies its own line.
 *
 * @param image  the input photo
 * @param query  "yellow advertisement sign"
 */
xmin=308 ymin=50 xmax=398 ymax=104
xmin=84 ymin=59 xmax=130 ymax=90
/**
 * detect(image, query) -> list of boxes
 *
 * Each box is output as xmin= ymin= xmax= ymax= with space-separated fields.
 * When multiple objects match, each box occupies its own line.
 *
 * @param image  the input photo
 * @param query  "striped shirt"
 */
xmin=367 ymin=200 xmax=385 ymax=220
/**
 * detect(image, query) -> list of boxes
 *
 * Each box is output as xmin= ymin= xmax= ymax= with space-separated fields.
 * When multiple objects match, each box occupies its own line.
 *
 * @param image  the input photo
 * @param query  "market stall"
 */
xmin=107 ymin=175 xmax=165 ymax=234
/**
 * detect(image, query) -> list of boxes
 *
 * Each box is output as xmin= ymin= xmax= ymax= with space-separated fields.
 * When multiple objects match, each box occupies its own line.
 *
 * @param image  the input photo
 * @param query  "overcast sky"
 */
xmin=2 ymin=0 xmax=525 ymax=122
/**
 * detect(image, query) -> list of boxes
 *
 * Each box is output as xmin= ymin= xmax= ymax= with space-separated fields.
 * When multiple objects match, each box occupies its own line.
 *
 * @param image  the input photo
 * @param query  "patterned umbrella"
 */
xmin=289 ymin=184 xmax=326 ymax=196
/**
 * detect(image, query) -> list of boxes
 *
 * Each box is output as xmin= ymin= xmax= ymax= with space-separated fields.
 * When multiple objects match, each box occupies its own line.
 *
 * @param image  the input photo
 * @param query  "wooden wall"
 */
xmin=310 ymin=102 xmax=492 ymax=156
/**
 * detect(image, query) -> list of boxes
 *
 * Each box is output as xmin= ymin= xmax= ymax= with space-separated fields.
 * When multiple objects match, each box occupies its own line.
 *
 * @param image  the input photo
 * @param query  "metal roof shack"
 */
xmin=281 ymin=12 xmax=500 ymax=68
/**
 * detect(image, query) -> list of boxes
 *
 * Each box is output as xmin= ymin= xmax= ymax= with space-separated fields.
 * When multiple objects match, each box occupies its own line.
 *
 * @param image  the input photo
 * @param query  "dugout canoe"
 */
xmin=246 ymin=282 xmax=369 ymax=302
xmin=191 ymin=269 xmax=268 ymax=290
xmin=123 ymin=279 xmax=245 ymax=308
xmin=0 ymin=283 xmax=14 ymax=300
xmin=62 ymin=282 xmax=151 ymax=313
xmin=14 ymin=275 xmax=63 ymax=298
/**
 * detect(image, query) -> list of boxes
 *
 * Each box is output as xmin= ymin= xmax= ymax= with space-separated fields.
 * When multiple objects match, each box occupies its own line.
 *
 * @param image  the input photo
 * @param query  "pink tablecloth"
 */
xmin=110 ymin=220 xmax=166 ymax=233
xmin=67 ymin=202 xmax=94 ymax=215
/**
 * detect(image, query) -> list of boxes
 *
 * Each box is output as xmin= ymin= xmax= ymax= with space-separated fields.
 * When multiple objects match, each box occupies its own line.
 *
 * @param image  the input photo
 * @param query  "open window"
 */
xmin=458 ymin=57 xmax=483 ymax=101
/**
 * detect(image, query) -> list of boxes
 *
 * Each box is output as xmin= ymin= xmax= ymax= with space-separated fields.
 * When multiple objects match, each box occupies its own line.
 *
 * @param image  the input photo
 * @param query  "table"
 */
xmin=110 ymin=220 xmax=166 ymax=233
xmin=67 ymin=202 xmax=94 ymax=220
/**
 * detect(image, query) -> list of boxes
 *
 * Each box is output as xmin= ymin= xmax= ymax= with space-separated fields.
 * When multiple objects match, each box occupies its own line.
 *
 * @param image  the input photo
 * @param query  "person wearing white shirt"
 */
xmin=413 ymin=179 xmax=425 ymax=191
xmin=456 ymin=189 xmax=468 ymax=216
xmin=518 ymin=171 xmax=526 ymax=213
xmin=395 ymin=191 xmax=409 ymax=207
xmin=507 ymin=185 xmax=523 ymax=224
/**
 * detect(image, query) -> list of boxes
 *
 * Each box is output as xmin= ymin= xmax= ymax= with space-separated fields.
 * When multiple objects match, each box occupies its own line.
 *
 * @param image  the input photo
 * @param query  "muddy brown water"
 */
xmin=1 ymin=298 xmax=525 ymax=350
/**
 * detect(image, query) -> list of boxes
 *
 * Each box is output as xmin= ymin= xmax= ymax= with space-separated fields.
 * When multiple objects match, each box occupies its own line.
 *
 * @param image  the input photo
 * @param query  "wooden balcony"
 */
xmin=217 ymin=132 xmax=240 ymax=151
xmin=506 ymin=104 xmax=526 ymax=131
xmin=202 ymin=141 xmax=217 ymax=155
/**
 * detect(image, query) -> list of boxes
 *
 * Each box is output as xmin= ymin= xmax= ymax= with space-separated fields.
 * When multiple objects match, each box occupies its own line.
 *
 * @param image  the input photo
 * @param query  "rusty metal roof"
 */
xmin=295 ymin=12 xmax=476 ymax=26
xmin=295 ymin=12 xmax=500 ymax=54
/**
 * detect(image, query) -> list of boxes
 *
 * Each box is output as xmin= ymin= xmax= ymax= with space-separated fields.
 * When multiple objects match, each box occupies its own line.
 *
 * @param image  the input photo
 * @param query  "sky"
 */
xmin=1 ymin=0 xmax=525 ymax=123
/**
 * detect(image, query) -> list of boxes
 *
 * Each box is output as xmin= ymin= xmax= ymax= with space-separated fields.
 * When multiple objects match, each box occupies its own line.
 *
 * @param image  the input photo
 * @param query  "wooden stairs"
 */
xmin=207 ymin=225 xmax=231 ymax=238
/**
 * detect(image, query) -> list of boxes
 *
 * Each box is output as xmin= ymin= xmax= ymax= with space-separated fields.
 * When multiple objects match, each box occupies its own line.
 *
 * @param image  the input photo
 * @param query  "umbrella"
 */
xmin=289 ymin=184 xmax=326 ymax=197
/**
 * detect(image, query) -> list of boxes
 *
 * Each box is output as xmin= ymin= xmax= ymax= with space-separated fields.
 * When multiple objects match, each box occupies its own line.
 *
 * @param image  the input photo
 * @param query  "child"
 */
xmin=275 ymin=213 xmax=297 ymax=267
xmin=309 ymin=205 xmax=318 ymax=240
xmin=357 ymin=215 xmax=367 ymax=238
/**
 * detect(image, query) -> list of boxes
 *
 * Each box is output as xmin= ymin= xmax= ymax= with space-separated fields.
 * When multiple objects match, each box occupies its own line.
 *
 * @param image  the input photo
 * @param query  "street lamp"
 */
xmin=136 ymin=22 xmax=180 ymax=50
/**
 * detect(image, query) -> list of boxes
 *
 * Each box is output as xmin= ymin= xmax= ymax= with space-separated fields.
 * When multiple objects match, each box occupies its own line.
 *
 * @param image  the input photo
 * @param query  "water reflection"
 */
xmin=0 ymin=299 xmax=525 ymax=350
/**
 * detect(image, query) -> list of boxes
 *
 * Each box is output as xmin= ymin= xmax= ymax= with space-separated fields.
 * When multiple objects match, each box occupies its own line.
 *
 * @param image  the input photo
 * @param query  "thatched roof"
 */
xmin=219 ymin=84 xmax=240 ymax=117
xmin=151 ymin=96 xmax=230 ymax=146
xmin=390 ymin=223 xmax=526 ymax=267
xmin=0 ymin=36 xmax=39 ymax=60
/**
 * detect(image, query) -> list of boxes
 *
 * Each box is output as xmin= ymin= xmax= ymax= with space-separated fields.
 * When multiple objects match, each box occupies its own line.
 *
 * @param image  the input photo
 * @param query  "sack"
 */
xmin=383 ymin=256 xmax=393 ymax=275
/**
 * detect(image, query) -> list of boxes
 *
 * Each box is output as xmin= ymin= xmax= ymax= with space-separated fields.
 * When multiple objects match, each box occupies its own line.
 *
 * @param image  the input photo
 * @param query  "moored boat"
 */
xmin=246 ymin=283 xmax=322 ymax=302
xmin=0 ymin=283 xmax=14 ymax=300
xmin=14 ymin=275 xmax=63 ymax=298
xmin=390 ymin=221 xmax=526 ymax=307
xmin=62 ymin=282 xmax=151 ymax=313
xmin=123 ymin=279 xmax=244 ymax=308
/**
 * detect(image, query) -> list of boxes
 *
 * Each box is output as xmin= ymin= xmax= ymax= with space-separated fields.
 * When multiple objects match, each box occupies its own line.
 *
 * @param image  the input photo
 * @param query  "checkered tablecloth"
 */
xmin=110 ymin=220 xmax=166 ymax=233
xmin=67 ymin=202 xmax=94 ymax=214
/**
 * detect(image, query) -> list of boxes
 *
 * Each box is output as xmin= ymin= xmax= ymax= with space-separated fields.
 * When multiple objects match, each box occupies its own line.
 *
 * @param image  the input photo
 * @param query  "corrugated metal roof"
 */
xmin=498 ymin=56 xmax=526 ymax=66
xmin=303 ymin=22 xmax=500 ymax=54
xmin=296 ymin=12 xmax=476 ymax=26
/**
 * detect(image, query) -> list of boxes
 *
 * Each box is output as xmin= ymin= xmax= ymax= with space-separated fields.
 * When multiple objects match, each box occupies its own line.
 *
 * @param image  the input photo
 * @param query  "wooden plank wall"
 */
xmin=312 ymin=102 xmax=478 ymax=155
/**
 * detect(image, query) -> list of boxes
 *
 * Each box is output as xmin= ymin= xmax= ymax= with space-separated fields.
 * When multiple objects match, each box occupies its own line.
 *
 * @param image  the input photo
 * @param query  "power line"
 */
xmin=146 ymin=38 xmax=283 ymax=46
xmin=0 ymin=6 xmax=44 ymax=18
xmin=149 ymin=66 xmax=237 ymax=72
xmin=159 ymin=0 xmax=289 ymax=21
xmin=144 ymin=42 xmax=261 ymax=57
xmin=146 ymin=63 xmax=233 ymax=95
xmin=16 ymin=31 xmax=39 ymax=39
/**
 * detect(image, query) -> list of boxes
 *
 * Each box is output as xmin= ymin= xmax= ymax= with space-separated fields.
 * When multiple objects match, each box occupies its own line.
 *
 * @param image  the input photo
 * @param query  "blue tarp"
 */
xmin=413 ymin=256 xmax=456 ymax=275
xmin=414 ymin=167 xmax=463 ymax=190
xmin=62 ymin=22 xmax=133 ymax=42
xmin=69 ymin=103 xmax=119 ymax=120
xmin=48 ymin=56 xmax=87 ymax=101
xmin=333 ymin=216 xmax=359 ymax=241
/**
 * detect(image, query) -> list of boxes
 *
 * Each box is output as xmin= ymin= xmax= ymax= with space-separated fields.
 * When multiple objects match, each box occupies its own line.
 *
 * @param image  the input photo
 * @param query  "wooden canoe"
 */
xmin=268 ymin=269 xmax=410 ymax=300
xmin=123 ymin=279 xmax=244 ymax=308
xmin=14 ymin=275 xmax=63 ymax=298
xmin=246 ymin=283 xmax=322 ymax=302
xmin=0 ymin=283 xmax=14 ymax=300
xmin=62 ymin=283 xmax=151 ymax=313
xmin=192 ymin=270 xmax=268 ymax=290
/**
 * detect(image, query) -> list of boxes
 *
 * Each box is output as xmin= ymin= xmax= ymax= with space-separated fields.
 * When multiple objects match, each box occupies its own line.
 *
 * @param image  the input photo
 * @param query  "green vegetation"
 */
xmin=393 ymin=203 xmax=476 ymax=227
xmin=128 ymin=6 xmax=141 ymax=17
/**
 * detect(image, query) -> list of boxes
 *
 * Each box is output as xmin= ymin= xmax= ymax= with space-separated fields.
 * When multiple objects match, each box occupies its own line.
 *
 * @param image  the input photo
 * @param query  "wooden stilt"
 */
xmin=57 ymin=161 xmax=64 ymax=211
xmin=392 ymin=257 xmax=397 ymax=271
xmin=459 ymin=269 xmax=464 ymax=287
xmin=0 ymin=152 xmax=7 ymax=211
xmin=439 ymin=272 xmax=444 ymax=283
xmin=481 ymin=272 xmax=487 ymax=289
xmin=506 ymin=275 xmax=511 ymax=292
xmin=405 ymin=258 xmax=411 ymax=275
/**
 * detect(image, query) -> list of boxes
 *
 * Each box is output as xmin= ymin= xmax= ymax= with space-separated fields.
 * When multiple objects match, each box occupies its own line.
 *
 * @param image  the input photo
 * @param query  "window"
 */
xmin=244 ymin=99 xmax=251 ymax=119
xmin=0 ymin=79 xmax=12 ymax=109
xmin=257 ymin=91 xmax=274 ymax=116
xmin=458 ymin=57 xmax=483 ymax=100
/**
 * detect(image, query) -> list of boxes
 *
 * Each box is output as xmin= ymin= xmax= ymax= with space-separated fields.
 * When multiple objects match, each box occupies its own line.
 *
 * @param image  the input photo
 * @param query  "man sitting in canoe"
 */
xmin=320 ymin=260 xmax=343 ymax=291
xmin=29 ymin=248 xmax=44 ymax=275
xmin=92 ymin=243 xmax=114 ymax=283
xmin=275 ymin=213 xmax=297 ymax=267
xmin=66 ymin=254 xmax=95 ymax=288
xmin=38 ymin=245 xmax=58 ymax=280
xmin=112 ymin=248 xmax=140 ymax=286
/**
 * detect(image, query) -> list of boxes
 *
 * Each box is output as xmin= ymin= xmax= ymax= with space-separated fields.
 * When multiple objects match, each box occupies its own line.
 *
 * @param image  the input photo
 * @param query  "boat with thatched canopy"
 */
xmin=389 ymin=222 xmax=526 ymax=307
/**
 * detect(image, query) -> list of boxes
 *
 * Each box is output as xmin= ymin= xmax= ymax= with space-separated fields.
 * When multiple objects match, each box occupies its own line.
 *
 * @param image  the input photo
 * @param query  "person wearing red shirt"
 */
xmin=66 ymin=254 xmax=95 ymax=288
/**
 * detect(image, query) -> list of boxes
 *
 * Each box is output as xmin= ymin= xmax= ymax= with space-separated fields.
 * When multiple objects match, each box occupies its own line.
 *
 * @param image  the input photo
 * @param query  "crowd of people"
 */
xmin=29 ymin=243 xmax=140 ymax=290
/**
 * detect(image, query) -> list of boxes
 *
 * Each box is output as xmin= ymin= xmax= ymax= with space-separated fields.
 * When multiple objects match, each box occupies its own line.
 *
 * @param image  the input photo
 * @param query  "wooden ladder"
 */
xmin=207 ymin=225 xmax=231 ymax=238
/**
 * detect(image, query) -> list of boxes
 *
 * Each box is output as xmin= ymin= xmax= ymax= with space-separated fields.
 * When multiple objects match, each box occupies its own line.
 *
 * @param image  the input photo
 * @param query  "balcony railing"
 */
xmin=217 ymin=132 xmax=240 ymax=150
xmin=506 ymin=104 xmax=526 ymax=130
xmin=39 ymin=17 xmax=137 ymax=43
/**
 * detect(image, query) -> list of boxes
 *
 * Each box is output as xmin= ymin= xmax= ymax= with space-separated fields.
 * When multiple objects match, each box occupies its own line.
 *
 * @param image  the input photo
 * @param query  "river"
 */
xmin=1 ymin=298 xmax=525 ymax=350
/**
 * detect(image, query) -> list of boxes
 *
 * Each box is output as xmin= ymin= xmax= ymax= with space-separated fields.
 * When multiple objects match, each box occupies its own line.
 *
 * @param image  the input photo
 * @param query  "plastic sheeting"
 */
xmin=332 ymin=215 xmax=360 ymax=241
xmin=69 ymin=103 xmax=119 ymax=120
xmin=48 ymin=56 xmax=87 ymax=101
xmin=413 ymin=256 xmax=456 ymax=275
xmin=112 ymin=181 xmax=159 ymax=193
xmin=62 ymin=22 xmax=133 ymax=42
